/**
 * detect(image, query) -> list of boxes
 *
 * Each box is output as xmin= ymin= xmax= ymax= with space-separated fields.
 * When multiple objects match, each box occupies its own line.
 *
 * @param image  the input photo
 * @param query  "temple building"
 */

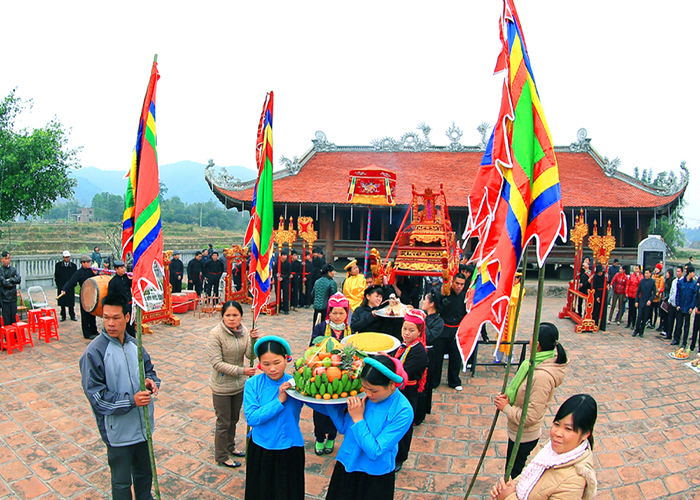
xmin=206 ymin=125 xmax=687 ymax=270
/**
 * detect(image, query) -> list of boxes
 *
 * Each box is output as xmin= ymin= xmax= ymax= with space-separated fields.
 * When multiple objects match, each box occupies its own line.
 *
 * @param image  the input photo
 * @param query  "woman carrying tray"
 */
xmin=351 ymin=284 xmax=387 ymax=334
xmin=309 ymin=293 xmax=353 ymax=455
xmin=310 ymin=355 xmax=413 ymax=500
xmin=392 ymin=309 xmax=429 ymax=472
xmin=243 ymin=336 xmax=304 ymax=500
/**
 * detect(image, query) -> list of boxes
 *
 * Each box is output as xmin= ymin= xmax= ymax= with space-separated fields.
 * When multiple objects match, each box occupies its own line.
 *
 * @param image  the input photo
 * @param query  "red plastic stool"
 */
xmin=28 ymin=309 xmax=44 ymax=335
xmin=15 ymin=314 xmax=34 ymax=349
xmin=41 ymin=307 xmax=59 ymax=322
xmin=37 ymin=316 xmax=60 ymax=343
xmin=0 ymin=318 xmax=22 ymax=355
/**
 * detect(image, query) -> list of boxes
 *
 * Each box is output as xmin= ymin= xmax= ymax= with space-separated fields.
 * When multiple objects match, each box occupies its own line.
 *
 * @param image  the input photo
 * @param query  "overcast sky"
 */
xmin=3 ymin=1 xmax=698 ymax=225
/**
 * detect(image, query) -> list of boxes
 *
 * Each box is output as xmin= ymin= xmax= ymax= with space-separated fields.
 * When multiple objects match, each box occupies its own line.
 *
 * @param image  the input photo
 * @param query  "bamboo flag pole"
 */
xmin=463 ymin=251 xmax=529 ymax=499
xmin=136 ymin=306 xmax=161 ymax=500
xmin=503 ymin=263 xmax=546 ymax=481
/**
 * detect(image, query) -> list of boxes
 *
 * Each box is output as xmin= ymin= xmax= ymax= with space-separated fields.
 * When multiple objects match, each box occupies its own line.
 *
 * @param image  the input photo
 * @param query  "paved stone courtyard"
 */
xmin=1 ymin=293 xmax=699 ymax=499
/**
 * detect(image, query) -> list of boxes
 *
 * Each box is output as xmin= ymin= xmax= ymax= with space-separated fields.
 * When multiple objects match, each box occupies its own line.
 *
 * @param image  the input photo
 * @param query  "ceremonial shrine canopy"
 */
xmin=207 ymin=126 xmax=687 ymax=266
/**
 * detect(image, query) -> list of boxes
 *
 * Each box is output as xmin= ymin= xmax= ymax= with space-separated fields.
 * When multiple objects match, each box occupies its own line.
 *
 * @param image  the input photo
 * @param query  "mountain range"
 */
xmin=71 ymin=161 xmax=256 ymax=206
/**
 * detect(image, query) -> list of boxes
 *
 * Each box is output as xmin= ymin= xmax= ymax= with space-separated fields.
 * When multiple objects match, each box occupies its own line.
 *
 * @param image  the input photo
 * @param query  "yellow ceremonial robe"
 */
xmin=343 ymin=274 xmax=367 ymax=312
xmin=500 ymin=282 xmax=525 ymax=355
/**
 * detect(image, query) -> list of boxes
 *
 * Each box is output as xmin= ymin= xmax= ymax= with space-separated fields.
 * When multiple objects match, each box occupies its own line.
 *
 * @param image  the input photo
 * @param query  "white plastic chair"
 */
xmin=27 ymin=286 xmax=49 ymax=309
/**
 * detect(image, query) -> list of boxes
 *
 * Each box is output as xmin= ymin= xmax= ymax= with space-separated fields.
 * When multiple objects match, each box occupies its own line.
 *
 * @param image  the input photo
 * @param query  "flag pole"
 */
xmin=463 ymin=250 xmax=528 ymax=499
xmin=136 ymin=306 xmax=161 ymax=499
xmin=504 ymin=262 xmax=546 ymax=481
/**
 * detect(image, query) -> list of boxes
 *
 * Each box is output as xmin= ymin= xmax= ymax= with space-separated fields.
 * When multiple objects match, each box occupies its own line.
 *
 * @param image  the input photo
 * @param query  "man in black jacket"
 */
xmin=55 ymin=251 xmax=77 ymax=321
xmin=633 ymin=268 xmax=656 ymax=338
xmin=169 ymin=251 xmax=184 ymax=293
xmin=187 ymin=251 xmax=204 ymax=296
xmin=277 ymin=250 xmax=291 ymax=314
xmin=107 ymin=260 xmax=135 ymax=336
xmin=431 ymin=273 xmax=467 ymax=391
xmin=203 ymin=251 xmax=224 ymax=297
xmin=62 ymin=256 xmax=100 ymax=339
xmin=0 ymin=251 xmax=21 ymax=327
xmin=290 ymin=250 xmax=302 ymax=311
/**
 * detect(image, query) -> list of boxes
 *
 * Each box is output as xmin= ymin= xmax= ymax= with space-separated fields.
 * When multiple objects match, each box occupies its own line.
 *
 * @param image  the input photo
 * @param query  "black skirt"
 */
xmin=245 ymin=439 xmax=304 ymax=500
xmin=326 ymin=461 xmax=395 ymax=500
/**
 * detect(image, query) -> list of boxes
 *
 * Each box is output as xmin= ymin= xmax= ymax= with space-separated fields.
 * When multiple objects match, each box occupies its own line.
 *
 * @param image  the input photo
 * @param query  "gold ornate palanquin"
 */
xmin=376 ymin=184 xmax=458 ymax=290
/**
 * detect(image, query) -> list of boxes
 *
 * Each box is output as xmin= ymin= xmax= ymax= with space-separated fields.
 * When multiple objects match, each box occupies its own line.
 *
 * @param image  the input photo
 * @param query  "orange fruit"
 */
xmin=315 ymin=394 xmax=322 ymax=399
xmin=349 ymin=390 xmax=357 ymax=396
xmin=325 ymin=367 xmax=342 ymax=383
xmin=340 ymin=392 xmax=348 ymax=398
xmin=332 ymin=394 xmax=339 ymax=399
xmin=323 ymin=393 xmax=331 ymax=400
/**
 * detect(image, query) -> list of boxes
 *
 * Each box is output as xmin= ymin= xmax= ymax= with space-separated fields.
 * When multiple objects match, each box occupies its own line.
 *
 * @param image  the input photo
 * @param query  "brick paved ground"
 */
xmin=1 ymin=294 xmax=699 ymax=499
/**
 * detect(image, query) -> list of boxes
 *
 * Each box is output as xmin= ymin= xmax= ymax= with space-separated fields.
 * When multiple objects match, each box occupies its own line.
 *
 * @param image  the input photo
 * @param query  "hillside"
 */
xmin=71 ymin=161 xmax=256 ymax=206
xmin=0 ymin=222 xmax=245 ymax=255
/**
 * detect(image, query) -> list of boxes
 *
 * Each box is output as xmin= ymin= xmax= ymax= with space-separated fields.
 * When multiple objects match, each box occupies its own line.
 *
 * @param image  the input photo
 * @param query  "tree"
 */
xmin=649 ymin=201 xmax=686 ymax=256
xmin=91 ymin=192 xmax=124 ymax=222
xmin=41 ymin=200 xmax=82 ymax=221
xmin=0 ymin=89 xmax=81 ymax=222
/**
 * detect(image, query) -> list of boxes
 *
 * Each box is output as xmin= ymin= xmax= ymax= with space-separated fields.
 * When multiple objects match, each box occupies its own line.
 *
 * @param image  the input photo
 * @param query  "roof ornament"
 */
xmin=204 ymin=161 xmax=242 ymax=190
xmin=601 ymin=156 xmax=621 ymax=177
xmin=279 ymin=156 xmax=302 ymax=175
xmin=371 ymin=123 xmax=432 ymax=151
xmin=477 ymin=122 xmax=491 ymax=151
xmin=569 ymin=128 xmax=592 ymax=152
xmin=312 ymin=131 xmax=337 ymax=152
xmin=661 ymin=160 xmax=689 ymax=195
xmin=446 ymin=122 xmax=465 ymax=151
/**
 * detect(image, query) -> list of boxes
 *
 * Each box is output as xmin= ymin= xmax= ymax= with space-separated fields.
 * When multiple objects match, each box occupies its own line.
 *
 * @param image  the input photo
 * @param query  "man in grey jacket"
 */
xmin=79 ymin=294 xmax=160 ymax=500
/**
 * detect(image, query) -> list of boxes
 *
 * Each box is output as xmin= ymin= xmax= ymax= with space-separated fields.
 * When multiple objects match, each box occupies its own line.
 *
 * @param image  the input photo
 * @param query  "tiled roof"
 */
xmin=209 ymin=150 xmax=684 ymax=211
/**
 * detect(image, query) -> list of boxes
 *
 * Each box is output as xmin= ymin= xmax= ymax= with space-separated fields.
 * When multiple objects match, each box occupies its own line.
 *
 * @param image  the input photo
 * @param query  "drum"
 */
xmin=186 ymin=291 xmax=198 ymax=311
xmin=81 ymin=275 xmax=112 ymax=317
xmin=172 ymin=293 xmax=188 ymax=314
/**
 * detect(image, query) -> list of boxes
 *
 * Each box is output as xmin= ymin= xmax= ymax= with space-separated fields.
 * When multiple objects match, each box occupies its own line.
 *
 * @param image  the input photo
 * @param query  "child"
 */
xmin=393 ymin=309 xmax=429 ymax=472
xmin=243 ymin=336 xmax=304 ymax=500
xmin=309 ymin=293 xmax=353 ymax=455
xmin=312 ymin=355 xmax=413 ymax=500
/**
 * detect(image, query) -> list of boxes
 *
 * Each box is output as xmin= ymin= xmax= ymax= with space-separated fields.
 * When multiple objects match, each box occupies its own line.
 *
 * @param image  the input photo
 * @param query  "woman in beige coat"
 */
xmin=208 ymin=301 xmax=259 ymax=468
xmin=494 ymin=323 xmax=568 ymax=479
xmin=491 ymin=394 xmax=598 ymax=500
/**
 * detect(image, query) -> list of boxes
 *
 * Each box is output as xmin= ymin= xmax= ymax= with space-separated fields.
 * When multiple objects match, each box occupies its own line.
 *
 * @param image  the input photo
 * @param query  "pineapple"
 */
xmin=340 ymin=344 xmax=357 ymax=371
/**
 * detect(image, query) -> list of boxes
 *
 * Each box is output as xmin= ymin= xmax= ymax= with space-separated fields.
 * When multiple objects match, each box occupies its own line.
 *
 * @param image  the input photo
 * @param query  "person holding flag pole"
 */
xmin=80 ymin=55 xmax=163 ymax=500
xmin=458 ymin=0 xmax=569 ymax=496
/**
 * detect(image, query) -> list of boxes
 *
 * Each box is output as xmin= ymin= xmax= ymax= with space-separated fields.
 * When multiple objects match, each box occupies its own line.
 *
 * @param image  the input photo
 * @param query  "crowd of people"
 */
xmin=580 ymin=255 xmax=700 ymax=352
xmin=29 ymin=245 xmax=600 ymax=500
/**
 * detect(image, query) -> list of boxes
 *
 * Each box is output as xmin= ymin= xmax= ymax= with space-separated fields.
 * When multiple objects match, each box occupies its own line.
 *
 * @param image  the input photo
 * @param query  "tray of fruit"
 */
xmin=685 ymin=357 xmax=700 ymax=373
xmin=341 ymin=332 xmax=401 ymax=355
xmin=288 ymin=337 xmax=366 ymax=404
xmin=668 ymin=347 xmax=690 ymax=360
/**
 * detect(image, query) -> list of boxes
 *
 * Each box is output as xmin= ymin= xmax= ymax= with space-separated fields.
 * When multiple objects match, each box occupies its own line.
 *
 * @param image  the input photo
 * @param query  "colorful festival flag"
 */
xmin=121 ymin=60 xmax=164 ymax=312
xmin=457 ymin=0 xmax=567 ymax=364
xmin=244 ymin=92 xmax=275 ymax=323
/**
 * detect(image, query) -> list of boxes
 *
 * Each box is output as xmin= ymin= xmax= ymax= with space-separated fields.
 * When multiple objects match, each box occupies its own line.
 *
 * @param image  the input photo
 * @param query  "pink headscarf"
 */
xmin=326 ymin=292 xmax=350 ymax=323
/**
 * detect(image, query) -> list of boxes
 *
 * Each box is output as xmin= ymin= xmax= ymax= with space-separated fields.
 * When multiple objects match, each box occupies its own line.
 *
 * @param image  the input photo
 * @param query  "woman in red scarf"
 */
xmin=392 ymin=308 xmax=429 ymax=472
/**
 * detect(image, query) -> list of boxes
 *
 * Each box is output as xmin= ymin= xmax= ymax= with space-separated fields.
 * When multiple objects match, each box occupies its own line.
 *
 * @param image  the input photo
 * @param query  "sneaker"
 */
xmin=315 ymin=442 xmax=324 ymax=456
xmin=632 ymin=332 xmax=638 ymax=337
xmin=455 ymin=386 xmax=464 ymax=392
xmin=324 ymin=439 xmax=335 ymax=454
xmin=670 ymin=341 xmax=680 ymax=346
xmin=616 ymin=321 xmax=621 ymax=325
